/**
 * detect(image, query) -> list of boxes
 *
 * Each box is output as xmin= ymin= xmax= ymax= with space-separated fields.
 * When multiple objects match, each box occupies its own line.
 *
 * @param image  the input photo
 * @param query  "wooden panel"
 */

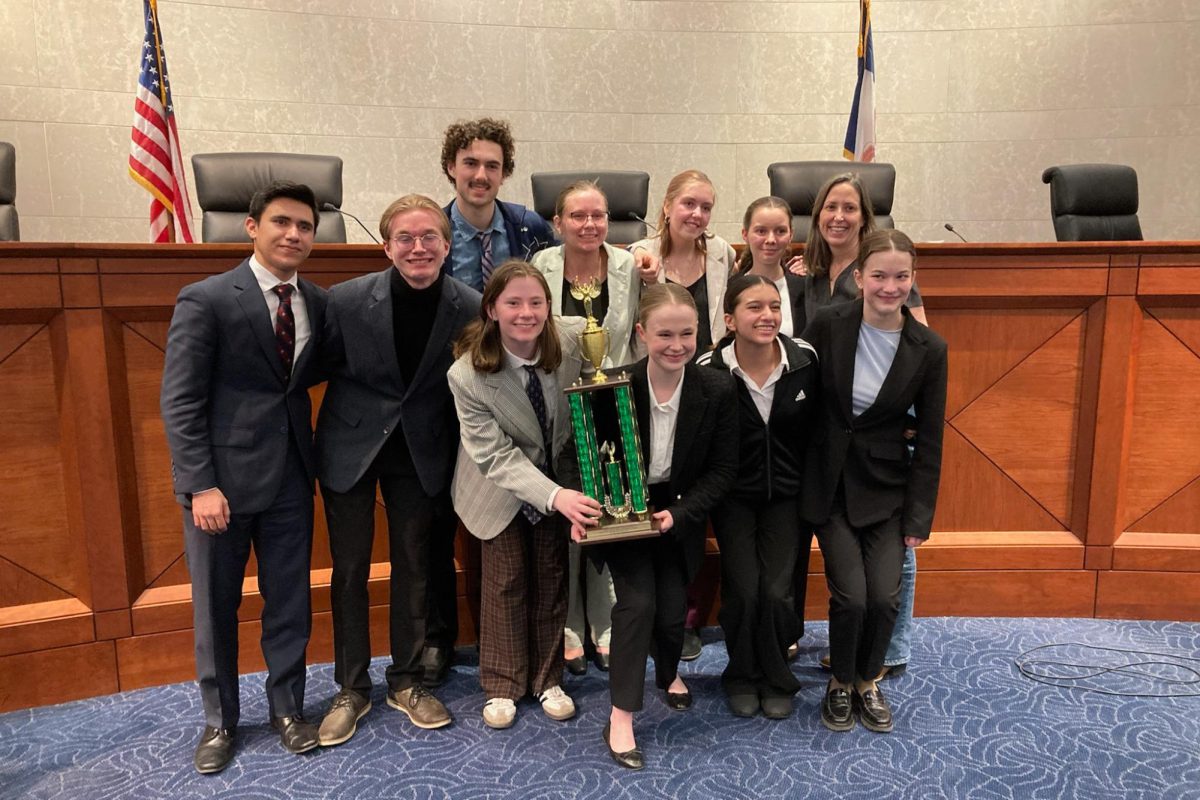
xmin=1096 ymin=571 xmax=1200 ymax=621
xmin=0 ymin=641 xmax=117 ymax=712
xmin=61 ymin=274 xmax=101 ymax=307
xmin=0 ymin=598 xmax=94 ymax=656
xmin=953 ymin=316 xmax=1085 ymax=524
xmin=915 ymin=267 xmax=1108 ymax=298
xmin=100 ymin=274 xmax=203 ymax=307
xmin=1113 ymin=533 xmax=1200 ymax=572
xmin=913 ymin=570 xmax=1097 ymax=617
xmin=1107 ymin=267 xmax=1138 ymax=295
xmin=94 ymin=609 xmax=132 ymax=640
xmin=0 ymin=275 xmax=61 ymax=307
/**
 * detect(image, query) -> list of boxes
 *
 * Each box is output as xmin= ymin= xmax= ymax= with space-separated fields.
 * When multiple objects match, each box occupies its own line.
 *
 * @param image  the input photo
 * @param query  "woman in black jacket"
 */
xmin=801 ymin=229 xmax=947 ymax=734
xmin=582 ymin=283 xmax=738 ymax=770
xmin=698 ymin=274 xmax=819 ymax=720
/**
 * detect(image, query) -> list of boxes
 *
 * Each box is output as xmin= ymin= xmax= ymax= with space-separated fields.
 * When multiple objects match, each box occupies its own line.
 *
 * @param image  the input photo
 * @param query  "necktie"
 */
xmin=479 ymin=231 xmax=495 ymax=285
xmin=272 ymin=284 xmax=295 ymax=375
xmin=521 ymin=365 xmax=552 ymax=525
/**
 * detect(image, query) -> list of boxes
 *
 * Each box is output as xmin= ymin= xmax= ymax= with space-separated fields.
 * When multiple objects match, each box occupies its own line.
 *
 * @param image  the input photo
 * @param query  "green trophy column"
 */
xmin=613 ymin=385 xmax=648 ymax=515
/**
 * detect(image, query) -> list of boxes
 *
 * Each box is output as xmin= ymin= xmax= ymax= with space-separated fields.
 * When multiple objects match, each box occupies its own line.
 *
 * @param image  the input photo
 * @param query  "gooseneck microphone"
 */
xmin=943 ymin=222 xmax=968 ymax=243
xmin=322 ymin=202 xmax=380 ymax=243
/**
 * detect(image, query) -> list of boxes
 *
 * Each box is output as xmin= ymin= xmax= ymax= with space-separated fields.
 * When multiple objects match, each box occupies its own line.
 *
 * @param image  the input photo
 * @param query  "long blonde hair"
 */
xmin=654 ymin=170 xmax=715 ymax=261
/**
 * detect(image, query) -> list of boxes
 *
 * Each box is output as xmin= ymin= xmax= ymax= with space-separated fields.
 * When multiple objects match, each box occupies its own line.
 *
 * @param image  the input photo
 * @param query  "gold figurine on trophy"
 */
xmin=570 ymin=277 xmax=609 ymax=383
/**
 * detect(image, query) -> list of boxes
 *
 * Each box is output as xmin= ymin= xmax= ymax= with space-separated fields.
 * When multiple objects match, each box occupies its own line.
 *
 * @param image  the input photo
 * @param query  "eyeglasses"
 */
xmin=390 ymin=233 xmax=443 ymax=248
xmin=566 ymin=211 xmax=608 ymax=224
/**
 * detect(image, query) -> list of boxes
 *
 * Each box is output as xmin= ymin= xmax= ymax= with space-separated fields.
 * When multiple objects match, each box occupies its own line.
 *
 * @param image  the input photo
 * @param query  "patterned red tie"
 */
xmin=272 ymin=284 xmax=295 ymax=375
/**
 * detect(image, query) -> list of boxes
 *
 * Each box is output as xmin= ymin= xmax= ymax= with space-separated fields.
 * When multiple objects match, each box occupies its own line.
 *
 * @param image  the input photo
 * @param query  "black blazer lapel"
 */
xmin=830 ymin=303 xmax=861 ymax=426
xmin=669 ymin=364 xmax=708 ymax=491
xmin=288 ymin=278 xmax=322 ymax=388
xmin=366 ymin=269 xmax=404 ymax=395
xmin=858 ymin=311 xmax=927 ymax=424
xmin=233 ymin=261 xmax=288 ymax=385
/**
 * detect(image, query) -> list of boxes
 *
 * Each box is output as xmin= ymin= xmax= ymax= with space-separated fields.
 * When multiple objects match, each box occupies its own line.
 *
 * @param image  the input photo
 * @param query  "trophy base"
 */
xmin=577 ymin=512 xmax=661 ymax=545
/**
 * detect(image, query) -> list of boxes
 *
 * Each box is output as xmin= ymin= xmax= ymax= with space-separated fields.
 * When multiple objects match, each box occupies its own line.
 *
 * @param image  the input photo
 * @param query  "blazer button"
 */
xmin=279 ymin=425 xmax=287 ymax=434
xmin=383 ymin=426 xmax=390 ymax=435
xmin=843 ymin=427 xmax=852 ymax=435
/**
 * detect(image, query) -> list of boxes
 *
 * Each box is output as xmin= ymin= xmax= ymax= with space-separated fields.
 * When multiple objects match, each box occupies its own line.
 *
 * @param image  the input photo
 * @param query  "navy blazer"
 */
xmin=801 ymin=299 xmax=948 ymax=539
xmin=628 ymin=359 xmax=739 ymax=581
xmin=315 ymin=269 xmax=481 ymax=496
xmin=160 ymin=258 xmax=327 ymax=514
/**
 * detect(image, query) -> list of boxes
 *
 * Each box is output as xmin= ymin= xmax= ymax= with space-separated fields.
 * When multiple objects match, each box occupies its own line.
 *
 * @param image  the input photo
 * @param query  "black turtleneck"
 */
xmin=390 ymin=267 xmax=444 ymax=386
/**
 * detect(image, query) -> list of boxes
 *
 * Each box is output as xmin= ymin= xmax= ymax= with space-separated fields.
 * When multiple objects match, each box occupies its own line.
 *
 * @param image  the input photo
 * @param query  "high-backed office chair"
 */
xmin=191 ymin=152 xmax=346 ymax=243
xmin=530 ymin=170 xmax=650 ymax=244
xmin=1040 ymin=164 xmax=1143 ymax=241
xmin=0 ymin=142 xmax=18 ymax=242
xmin=767 ymin=161 xmax=896 ymax=241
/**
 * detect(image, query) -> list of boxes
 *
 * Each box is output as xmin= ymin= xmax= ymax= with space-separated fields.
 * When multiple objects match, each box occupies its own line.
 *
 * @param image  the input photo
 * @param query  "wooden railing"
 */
xmin=1 ymin=241 xmax=1198 ymax=712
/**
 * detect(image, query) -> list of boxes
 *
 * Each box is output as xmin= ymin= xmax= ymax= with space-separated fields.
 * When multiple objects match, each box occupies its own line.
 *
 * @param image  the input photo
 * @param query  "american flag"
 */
xmin=843 ymin=0 xmax=877 ymax=163
xmin=129 ymin=0 xmax=195 ymax=243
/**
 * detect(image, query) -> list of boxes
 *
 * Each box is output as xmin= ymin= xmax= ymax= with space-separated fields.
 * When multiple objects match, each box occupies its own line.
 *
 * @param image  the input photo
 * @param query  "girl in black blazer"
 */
xmin=697 ymin=275 xmax=819 ymax=720
xmin=801 ymin=230 xmax=948 ymax=734
xmin=735 ymin=196 xmax=807 ymax=336
xmin=584 ymin=283 xmax=738 ymax=770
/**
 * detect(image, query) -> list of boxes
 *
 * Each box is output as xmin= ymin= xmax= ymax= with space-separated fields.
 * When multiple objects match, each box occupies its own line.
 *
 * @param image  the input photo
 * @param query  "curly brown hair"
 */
xmin=440 ymin=118 xmax=516 ymax=184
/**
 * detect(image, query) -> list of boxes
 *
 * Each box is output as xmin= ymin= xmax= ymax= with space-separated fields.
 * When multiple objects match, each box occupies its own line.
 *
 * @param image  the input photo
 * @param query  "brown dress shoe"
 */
xmin=388 ymin=685 xmax=452 ymax=729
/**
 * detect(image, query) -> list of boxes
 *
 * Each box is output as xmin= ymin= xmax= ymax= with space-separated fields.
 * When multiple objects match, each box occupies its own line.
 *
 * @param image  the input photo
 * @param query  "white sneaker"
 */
xmin=482 ymin=697 xmax=516 ymax=729
xmin=537 ymin=685 xmax=576 ymax=721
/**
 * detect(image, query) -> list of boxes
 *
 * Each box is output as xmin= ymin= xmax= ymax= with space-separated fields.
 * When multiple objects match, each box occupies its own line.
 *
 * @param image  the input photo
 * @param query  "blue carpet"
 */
xmin=3 ymin=618 xmax=1200 ymax=800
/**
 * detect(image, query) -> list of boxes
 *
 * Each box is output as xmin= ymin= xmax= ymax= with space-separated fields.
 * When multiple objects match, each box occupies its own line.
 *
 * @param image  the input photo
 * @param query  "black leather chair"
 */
xmin=190 ymin=152 xmax=346 ymax=243
xmin=0 ymin=142 xmax=18 ymax=242
xmin=530 ymin=170 xmax=650 ymax=244
xmin=767 ymin=161 xmax=896 ymax=241
xmin=1041 ymin=164 xmax=1143 ymax=241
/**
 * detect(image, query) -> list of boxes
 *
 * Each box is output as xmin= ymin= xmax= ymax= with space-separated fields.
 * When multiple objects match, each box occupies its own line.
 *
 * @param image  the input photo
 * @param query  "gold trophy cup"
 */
xmin=570 ymin=277 xmax=609 ymax=383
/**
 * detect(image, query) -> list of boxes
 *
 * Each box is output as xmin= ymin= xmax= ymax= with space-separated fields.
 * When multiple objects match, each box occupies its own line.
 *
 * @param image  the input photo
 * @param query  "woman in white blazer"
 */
xmin=531 ymin=180 xmax=639 ymax=674
xmin=447 ymin=260 xmax=600 ymax=730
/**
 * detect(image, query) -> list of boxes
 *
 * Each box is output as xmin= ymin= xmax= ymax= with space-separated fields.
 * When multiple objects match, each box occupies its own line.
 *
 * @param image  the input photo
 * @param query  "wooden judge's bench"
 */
xmin=2 ymin=240 xmax=1199 ymax=713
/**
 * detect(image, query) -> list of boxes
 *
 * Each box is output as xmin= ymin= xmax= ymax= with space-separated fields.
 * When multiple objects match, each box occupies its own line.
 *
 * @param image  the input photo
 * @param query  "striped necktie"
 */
xmin=479 ymin=231 xmax=495 ymax=284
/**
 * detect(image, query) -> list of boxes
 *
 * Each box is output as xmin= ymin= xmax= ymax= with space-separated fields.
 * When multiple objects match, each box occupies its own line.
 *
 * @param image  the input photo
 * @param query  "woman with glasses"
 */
xmin=532 ymin=180 xmax=640 ymax=674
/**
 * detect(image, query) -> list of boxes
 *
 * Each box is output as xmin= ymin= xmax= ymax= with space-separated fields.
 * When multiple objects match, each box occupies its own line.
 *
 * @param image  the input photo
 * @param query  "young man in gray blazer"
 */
xmin=314 ymin=195 xmax=481 ymax=745
xmin=160 ymin=181 xmax=328 ymax=774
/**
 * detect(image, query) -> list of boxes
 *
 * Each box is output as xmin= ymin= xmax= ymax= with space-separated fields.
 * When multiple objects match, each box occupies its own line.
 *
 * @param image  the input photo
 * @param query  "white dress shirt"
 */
xmin=502 ymin=345 xmax=561 ymax=513
xmin=722 ymin=338 xmax=788 ymax=424
xmin=248 ymin=255 xmax=310 ymax=362
xmin=646 ymin=370 xmax=684 ymax=484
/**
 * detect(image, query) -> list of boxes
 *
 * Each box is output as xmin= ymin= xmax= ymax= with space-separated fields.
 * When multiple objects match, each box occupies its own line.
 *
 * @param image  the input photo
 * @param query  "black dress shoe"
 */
xmin=193 ymin=726 xmax=235 ymax=774
xmin=727 ymin=692 xmax=760 ymax=718
xmin=421 ymin=646 xmax=452 ymax=688
xmin=820 ymin=683 xmax=855 ymax=732
xmin=854 ymin=686 xmax=894 ymax=733
xmin=602 ymin=723 xmax=645 ymax=771
xmin=272 ymin=715 xmax=320 ymax=754
xmin=592 ymin=651 xmax=610 ymax=672
xmin=785 ymin=641 xmax=800 ymax=663
xmin=665 ymin=690 xmax=692 ymax=711
xmin=879 ymin=662 xmax=907 ymax=680
xmin=760 ymin=693 xmax=794 ymax=720
xmin=565 ymin=655 xmax=587 ymax=676
xmin=680 ymin=628 xmax=702 ymax=661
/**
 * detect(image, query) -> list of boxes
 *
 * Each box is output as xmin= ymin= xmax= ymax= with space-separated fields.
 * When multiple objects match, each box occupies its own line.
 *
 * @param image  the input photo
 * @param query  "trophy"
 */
xmin=564 ymin=278 xmax=660 ymax=544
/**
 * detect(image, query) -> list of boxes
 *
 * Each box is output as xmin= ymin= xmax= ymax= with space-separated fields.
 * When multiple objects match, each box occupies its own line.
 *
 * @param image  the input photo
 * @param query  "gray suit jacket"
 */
xmin=315 ymin=269 xmax=481 ymax=495
xmin=448 ymin=317 xmax=585 ymax=540
xmin=160 ymin=258 xmax=327 ymax=514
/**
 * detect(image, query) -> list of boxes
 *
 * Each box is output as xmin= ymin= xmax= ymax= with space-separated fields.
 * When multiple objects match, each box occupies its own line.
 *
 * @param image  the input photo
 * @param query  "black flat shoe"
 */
xmin=680 ymin=628 xmax=702 ymax=661
xmin=193 ymin=726 xmax=235 ymax=774
xmin=665 ymin=691 xmax=692 ymax=711
xmin=820 ymin=682 xmax=855 ymax=732
xmin=565 ymin=655 xmax=587 ymax=676
xmin=879 ymin=662 xmax=907 ymax=680
xmin=272 ymin=714 xmax=320 ymax=754
xmin=602 ymin=723 xmax=645 ymax=771
xmin=785 ymin=641 xmax=800 ymax=663
xmin=593 ymin=651 xmax=610 ymax=672
xmin=760 ymin=693 xmax=794 ymax=720
xmin=727 ymin=692 xmax=760 ymax=718
xmin=854 ymin=686 xmax=894 ymax=733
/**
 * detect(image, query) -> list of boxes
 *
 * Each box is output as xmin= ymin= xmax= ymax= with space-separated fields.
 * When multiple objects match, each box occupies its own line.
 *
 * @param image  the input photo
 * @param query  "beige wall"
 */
xmin=1 ymin=0 xmax=1197 ymax=244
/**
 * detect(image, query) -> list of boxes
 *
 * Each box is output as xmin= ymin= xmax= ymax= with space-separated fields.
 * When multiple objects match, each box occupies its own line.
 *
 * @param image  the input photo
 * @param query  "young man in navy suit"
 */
xmin=161 ymin=181 xmax=328 ymax=774
xmin=314 ymin=195 xmax=481 ymax=745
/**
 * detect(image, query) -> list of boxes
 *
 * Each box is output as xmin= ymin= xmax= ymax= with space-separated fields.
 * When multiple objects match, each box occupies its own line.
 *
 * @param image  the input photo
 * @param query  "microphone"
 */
xmin=322 ymin=202 xmax=380 ymax=243
xmin=631 ymin=212 xmax=658 ymax=234
xmin=943 ymin=222 xmax=968 ymax=243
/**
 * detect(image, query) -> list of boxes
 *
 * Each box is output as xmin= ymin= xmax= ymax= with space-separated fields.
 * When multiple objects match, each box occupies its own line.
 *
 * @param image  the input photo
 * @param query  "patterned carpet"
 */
xmin=3 ymin=618 xmax=1200 ymax=800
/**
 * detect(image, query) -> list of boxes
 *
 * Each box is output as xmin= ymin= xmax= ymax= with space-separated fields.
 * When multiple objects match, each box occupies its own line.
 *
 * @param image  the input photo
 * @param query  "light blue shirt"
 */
xmin=449 ymin=202 xmax=510 ymax=291
xmin=852 ymin=321 xmax=901 ymax=417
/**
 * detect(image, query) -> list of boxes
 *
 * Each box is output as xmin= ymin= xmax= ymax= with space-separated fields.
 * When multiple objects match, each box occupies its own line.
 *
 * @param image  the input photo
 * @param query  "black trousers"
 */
xmin=604 ymin=529 xmax=688 ymax=712
xmin=424 ymin=508 xmax=459 ymax=653
xmin=185 ymin=442 xmax=313 ymax=729
xmin=815 ymin=502 xmax=904 ymax=684
xmin=321 ymin=436 xmax=454 ymax=694
xmin=712 ymin=495 xmax=802 ymax=697
xmin=790 ymin=529 xmax=815 ymax=638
